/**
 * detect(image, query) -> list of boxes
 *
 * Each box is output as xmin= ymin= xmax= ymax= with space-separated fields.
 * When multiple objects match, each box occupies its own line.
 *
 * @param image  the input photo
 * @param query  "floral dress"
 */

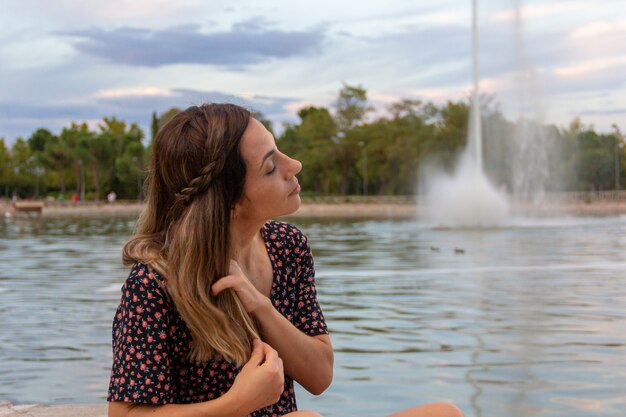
xmin=107 ymin=220 xmax=328 ymax=416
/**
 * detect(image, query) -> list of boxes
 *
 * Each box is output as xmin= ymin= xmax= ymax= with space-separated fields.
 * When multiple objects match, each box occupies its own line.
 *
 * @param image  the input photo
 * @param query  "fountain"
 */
xmin=508 ymin=0 xmax=553 ymax=204
xmin=421 ymin=0 xmax=509 ymax=227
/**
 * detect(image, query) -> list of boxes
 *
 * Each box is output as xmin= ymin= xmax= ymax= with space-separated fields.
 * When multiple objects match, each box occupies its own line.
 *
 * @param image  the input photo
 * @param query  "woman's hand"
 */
xmin=224 ymin=339 xmax=285 ymax=415
xmin=108 ymin=340 xmax=284 ymax=417
xmin=211 ymin=260 xmax=269 ymax=316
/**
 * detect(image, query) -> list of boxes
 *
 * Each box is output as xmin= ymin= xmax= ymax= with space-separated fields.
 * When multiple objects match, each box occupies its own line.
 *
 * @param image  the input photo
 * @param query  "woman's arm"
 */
xmin=109 ymin=339 xmax=285 ymax=417
xmin=254 ymin=299 xmax=333 ymax=395
xmin=212 ymin=261 xmax=333 ymax=395
xmin=109 ymin=396 xmax=237 ymax=417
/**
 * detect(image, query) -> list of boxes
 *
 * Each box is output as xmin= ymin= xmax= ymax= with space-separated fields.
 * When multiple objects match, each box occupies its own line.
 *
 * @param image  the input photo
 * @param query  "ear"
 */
xmin=230 ymin=195 xmax=247 ymax=220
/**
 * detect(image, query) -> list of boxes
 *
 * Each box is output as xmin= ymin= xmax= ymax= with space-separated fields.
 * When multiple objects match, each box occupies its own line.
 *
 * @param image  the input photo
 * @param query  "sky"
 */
xmin=1 ymin=0 xmax=626 ymax=144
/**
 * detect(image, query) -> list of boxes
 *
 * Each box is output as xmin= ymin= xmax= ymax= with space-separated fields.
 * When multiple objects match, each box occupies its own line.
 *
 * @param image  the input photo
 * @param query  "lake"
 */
xmin=1 ymin=214 xmax=625 ymax=417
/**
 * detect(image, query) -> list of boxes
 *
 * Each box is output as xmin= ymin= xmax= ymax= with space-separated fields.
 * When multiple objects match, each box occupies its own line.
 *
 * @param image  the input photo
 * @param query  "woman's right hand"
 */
xmin=225 ymin=339 xmax=285 ymax=415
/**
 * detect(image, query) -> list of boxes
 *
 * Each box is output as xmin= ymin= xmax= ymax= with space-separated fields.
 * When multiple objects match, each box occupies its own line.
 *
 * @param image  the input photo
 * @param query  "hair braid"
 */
xmin=175 ymin=157 xmax=225 ymax=205
xmin=123 ymin=103 xmax=256 ymax=365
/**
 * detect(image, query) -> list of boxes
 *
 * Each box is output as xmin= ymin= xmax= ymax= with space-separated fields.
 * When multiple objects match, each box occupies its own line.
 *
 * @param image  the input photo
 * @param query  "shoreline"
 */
xmin=2 ymin=200 xmax=626 ymax=219
xmin=0 ymin=402 xmax=106 ymax=417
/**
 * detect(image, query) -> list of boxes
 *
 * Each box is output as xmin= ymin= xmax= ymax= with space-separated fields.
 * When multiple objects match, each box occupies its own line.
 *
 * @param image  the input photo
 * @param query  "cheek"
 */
xmin=244 ymin=179 xmax=271 ymax=202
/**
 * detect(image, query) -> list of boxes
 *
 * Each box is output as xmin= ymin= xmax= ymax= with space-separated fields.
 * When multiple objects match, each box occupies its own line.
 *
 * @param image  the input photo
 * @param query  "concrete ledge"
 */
xmin=0 ymin=402 xmax=106 ymax=417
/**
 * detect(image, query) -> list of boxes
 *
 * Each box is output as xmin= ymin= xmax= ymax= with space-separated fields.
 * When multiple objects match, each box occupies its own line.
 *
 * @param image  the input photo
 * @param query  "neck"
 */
xmin=230 ymin=215 xmax=268 ymax=266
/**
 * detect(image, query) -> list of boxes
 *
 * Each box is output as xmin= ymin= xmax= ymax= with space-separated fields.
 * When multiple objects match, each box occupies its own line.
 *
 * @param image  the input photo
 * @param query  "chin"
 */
xmin=275 ymin=197 xmax=301 ymax=218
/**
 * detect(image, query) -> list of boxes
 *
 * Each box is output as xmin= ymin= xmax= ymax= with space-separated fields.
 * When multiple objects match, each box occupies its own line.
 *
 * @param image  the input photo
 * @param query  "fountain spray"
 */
xmin=421 ymin=0 xmax=509 ymax=227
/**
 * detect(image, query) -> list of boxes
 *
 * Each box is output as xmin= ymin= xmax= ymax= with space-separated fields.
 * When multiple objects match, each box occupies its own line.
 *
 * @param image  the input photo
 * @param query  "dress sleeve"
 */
xmin=107 ymin=264 xmax=175 ymax=404
xmin=292 ymin=230 xmax=328 ymax=337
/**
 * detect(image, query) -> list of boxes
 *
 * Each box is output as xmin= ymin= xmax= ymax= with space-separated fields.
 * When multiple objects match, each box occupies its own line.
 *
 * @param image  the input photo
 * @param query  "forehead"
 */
xmin=240 ymin=118 xmax=275 ymax=163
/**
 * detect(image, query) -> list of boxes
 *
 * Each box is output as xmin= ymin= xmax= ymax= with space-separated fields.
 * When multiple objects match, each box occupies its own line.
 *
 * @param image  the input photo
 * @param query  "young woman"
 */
xmin=107 ymin=103 xmax=464 ymax=417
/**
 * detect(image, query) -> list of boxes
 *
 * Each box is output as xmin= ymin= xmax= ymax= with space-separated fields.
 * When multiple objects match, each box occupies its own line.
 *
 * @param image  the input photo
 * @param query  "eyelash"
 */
xmin=267 ymin=166 xmax=276 ymax=175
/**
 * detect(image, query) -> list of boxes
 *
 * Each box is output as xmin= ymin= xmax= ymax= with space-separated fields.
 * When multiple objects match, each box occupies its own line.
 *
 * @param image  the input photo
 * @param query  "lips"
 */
xmin=289 ymin=183 xmax=301 ymax=196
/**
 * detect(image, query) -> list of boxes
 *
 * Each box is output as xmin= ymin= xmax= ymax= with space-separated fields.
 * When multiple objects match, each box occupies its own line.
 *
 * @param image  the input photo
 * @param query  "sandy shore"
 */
xmin=0 ymin=200 xmax=423 ymax=218
xmin=2 ymin=198 xmax=626 ymax=219
xmin=0 ymin=402 xmax=106 ymax=417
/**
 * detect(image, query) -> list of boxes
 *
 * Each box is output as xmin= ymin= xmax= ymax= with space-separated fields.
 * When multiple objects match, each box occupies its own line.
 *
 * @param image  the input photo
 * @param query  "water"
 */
xmin=420 ymin=0 xmax=510 ymax=228
xmin=1 ymin=215 xmax=625 ymax=417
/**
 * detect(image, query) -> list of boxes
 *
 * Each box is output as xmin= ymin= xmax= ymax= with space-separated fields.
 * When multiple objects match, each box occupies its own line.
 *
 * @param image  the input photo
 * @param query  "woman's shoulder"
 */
xmin=263 ymin=220 xmax=309 ymax=247
xmin=121 ymin=262 xmax=170 ymax=302
xmin=262 ymin=220 xmax=312 ymax=269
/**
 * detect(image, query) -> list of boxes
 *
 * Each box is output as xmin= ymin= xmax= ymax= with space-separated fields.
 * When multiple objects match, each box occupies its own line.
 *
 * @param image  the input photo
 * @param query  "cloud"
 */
xmin=491 ymin=2 xmax=589 ymax=23
xmin=570 ymin=19 xmax=626 ymax=39
xmin=576 ymin=108 xmax=626 ymax=116
xmin=361 ymin=20 xmax=573 ymax=91
xmin=553 ymin=57 xmax=626 ymax=77
xmin=58 ymin=21 xmax=326 ymax=67
xmin=92 ymin=87 xmax=175 ymax=99
xmin=0 ymin=88 xmax=300 ymax=143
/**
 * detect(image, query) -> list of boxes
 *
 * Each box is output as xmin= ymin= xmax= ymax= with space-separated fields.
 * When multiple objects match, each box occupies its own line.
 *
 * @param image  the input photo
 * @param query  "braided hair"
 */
xmin=123 ymin=103 xmax=258 ymax=364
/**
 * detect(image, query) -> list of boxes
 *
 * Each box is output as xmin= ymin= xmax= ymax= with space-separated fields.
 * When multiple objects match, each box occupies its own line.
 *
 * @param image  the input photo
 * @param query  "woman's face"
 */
xmin=234 ymin=117 xmax=303 ymax=221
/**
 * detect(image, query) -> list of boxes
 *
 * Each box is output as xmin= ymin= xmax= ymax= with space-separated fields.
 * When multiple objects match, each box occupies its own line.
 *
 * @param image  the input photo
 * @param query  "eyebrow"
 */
xmin=259 ymin=149 xmax=276 ymax=170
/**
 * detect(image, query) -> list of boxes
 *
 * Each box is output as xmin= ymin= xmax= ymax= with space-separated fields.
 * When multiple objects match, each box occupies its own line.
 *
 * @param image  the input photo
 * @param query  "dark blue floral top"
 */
xmin=107 ymin=220 xmax=328 ymax=416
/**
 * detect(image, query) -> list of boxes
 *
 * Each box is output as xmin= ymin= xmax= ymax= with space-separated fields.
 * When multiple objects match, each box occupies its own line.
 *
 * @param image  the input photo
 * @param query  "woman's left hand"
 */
xmin=211 ymin=260 xmax=269 ymax=316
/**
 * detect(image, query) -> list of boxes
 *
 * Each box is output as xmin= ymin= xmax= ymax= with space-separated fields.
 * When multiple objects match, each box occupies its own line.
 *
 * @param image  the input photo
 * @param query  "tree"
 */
xmin=150 ymin=111 xmax=159 ymax=142
xmin=334 ymin=83 xmax=372 ymax=132
xmin=10 ymin=139 xmax=35 ymax=196
xmin=86 ymin=117 xmax=145 ymax=200
xmin=28 ymin=128 xmax=54 ymax=153
xmin=277 ymin=107 xmax=339 ymax=193
xmin=426 ymin=100 xmax=470 ymax=170
xmin=158 ymin=108 xmax=182 ymax=132
xmin=252 ymin=111 xmax=275 ymax=136
xmin=6 ymin=86 xmax=625 ymax=198
xmin=58 ymin=122 xmax=92 ymax=196
xmin=42 ymin=135 xmax=72 ymax=194
xmin=114 ymin=140 xmax=145 ymax=199
xmin=387 ymin=99 xmax=423 ymax=120
xmin=0 ymin=138 xmax=10 ymax=196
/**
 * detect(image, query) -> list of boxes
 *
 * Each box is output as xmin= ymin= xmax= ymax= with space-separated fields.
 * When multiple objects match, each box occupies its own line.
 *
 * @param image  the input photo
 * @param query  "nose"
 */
xmin=288 ymin=156 xmax=302 ymax=177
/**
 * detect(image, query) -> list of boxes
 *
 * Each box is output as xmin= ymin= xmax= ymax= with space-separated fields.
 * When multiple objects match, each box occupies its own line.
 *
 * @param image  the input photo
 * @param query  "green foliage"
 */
xmin=0 ymin=88 xmax=624 ymax=198
xmin=157 ymin=108 xmax=182 ymax=133
xmin=151 ymin=111 xmax=159 ymax=142
xmin=334 ymin=83 xmax=372 ymax=132
xmin=280 ymin=107 xmax=339 ymax=193
xmin=28 ymin=128 xmax=54 ymax=153
xmin=564 ymin=129 xmax=623 ymax=191
xmin=252 ymin=111 xmax=275 ymax=136
xmin=9 ymin=138 xmax=36 ymax=195
xmin=0 ymin=138 xmax=11 ymax=196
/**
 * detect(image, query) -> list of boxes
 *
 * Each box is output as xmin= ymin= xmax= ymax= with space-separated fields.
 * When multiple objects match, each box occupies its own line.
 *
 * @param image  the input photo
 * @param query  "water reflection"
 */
xmin=0 ymin=215 xmax=625 ymax=416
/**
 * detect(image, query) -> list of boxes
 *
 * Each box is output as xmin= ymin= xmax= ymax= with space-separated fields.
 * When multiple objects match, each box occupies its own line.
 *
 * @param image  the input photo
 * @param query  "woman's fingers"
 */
xmin=229 ymin=259 xmax=243 ymax=275
xmin=211 ymin=267 xmax=266 ymax=315
xmin=229 ymin=258 xmax=239 ymax=267
xmin=261 ymin=343 xmax=284 ymax=393
xmin=261 ymin=343 xmax=282 ymax=372
xmin=261 ymin=342 xmax=277 ymax=361
xmin=210 ymin=274 xmax=238 ymax=296
xmin=244 ymin=339 xmax=265 ymax=368
xmin=212 ymin=261 xmax=248 ymax=296
xmin=230 ymin=340 xmax=285 ymax=412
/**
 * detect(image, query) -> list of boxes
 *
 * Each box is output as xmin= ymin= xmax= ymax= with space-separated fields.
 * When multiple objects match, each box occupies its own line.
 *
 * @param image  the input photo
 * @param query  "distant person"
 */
xmin=107 ymin=104 xmax=464 ymax=417
xmin=107 ymin=191 xmax=117 ymax=204
xmin=71 ymin=193 xmax=78 ymax=203
xmin=58 ymin=193 xmax=65 ymax=203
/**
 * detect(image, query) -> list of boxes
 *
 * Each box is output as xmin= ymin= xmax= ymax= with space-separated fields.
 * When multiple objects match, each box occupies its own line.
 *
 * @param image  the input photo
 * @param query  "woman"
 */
xmin=107 ymin=103 xmax=464 ymax=417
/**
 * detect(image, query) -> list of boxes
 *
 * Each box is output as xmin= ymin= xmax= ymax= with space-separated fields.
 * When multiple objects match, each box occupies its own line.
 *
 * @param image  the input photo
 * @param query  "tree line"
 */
xmin=1 ymin=84 xmax=624 ymax=200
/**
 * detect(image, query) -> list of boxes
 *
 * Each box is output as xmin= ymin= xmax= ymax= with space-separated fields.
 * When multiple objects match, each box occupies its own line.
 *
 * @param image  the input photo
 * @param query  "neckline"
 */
xmin=259 ymin=220 xmax=278 ymax=302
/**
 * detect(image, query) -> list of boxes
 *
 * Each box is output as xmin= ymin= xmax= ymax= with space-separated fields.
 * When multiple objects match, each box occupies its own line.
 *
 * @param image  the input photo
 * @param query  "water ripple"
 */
xmin=1 ymin=216 xmax=625 ymax=417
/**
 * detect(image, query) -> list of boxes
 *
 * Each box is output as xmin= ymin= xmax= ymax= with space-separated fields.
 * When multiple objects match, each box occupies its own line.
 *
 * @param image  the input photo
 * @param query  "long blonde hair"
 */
xmin=123 ymin=103 xmax=259 ymax=365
